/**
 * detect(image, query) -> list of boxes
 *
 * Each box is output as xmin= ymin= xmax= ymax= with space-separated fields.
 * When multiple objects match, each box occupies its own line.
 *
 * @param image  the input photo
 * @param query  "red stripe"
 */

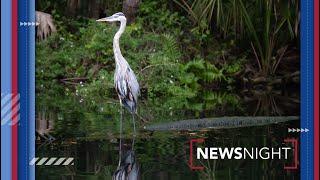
xmin=188 ymin=139 xmax=204 ymax=170
xmin=284 ymin=139 xmax=299 ymax=170
xmin=11 ymin=0 xmax=18 ymax=179
xmin=314 ymin=0 xmax=319 ymax=179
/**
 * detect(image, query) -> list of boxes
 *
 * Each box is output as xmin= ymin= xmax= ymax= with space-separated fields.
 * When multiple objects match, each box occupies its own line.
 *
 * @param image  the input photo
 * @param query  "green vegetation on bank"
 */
xmin=36 ymin=0 xmax=300 ymax=138
xmin=37 ymin=0 xmax=299 ymax=96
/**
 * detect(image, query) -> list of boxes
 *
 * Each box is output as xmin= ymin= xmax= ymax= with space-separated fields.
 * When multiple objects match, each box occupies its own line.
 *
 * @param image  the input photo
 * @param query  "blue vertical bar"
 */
xmin=1 ymin=0 xmax=12 ymax=180
xmin=301 ymin=0 xmax=314 ymax=179
xmin=18 ymin=0 xmax=31 ymax=179
xmin=29 ymin=0 xmax=36 ymax=179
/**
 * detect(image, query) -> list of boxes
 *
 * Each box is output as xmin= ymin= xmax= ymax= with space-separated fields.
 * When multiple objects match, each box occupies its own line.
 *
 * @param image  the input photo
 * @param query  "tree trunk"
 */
xmin=88 ymin=0 xmax=99 ymax=18
xmin=122 ymin=0 xmax=140 ymax=24
xmin=67 ymin=0 xmax=80 ymax=17
xmin=67 ymin=0 xmax=76 ymax=16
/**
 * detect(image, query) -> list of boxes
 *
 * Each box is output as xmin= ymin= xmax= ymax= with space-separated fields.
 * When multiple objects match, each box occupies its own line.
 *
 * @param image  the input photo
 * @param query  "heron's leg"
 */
xmin=118 ymin=104 xmax=124 ymax=168
xmin=131 ymin=113 xmax=136 ymax=150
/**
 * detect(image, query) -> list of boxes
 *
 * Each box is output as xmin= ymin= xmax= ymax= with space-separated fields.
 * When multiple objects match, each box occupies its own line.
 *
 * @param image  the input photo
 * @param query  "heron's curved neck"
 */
xmin=113 ymin=20 xmax=126 ymax=66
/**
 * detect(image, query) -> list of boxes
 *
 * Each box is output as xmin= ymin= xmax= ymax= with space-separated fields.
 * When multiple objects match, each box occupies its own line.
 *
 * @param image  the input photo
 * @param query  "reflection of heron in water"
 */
xmin=112 ymin=110 xmax=140 ymax=179
xmin=112 ymin=148 xmax=140 ymax=180
xmin=97 ymin=13 xmax=141 ymax=179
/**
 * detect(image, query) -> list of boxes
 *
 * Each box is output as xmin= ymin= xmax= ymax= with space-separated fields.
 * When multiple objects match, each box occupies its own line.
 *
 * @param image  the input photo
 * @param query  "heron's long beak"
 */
xmin=96 ymin=16 xmax=113 ymax=22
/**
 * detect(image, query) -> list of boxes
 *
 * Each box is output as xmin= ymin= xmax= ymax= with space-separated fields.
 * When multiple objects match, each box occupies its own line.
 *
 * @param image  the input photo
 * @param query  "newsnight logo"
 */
xmin=188 ymin=138 xmax=298 ymax=170
xmin=196 ymin=147 xmax=291 ymax=160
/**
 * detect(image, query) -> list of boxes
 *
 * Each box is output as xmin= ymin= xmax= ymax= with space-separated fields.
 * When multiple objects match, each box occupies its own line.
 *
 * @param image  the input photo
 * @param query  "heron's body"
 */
xmin=114 ymin=54 xmax=140 ymax=113
xmin=100 ymin=12 xmax=140 ymax=113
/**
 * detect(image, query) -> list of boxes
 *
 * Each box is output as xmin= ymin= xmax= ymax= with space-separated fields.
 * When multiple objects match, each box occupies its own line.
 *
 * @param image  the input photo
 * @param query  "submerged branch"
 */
xmin=144 ymin=116 xmax=299 ymax=131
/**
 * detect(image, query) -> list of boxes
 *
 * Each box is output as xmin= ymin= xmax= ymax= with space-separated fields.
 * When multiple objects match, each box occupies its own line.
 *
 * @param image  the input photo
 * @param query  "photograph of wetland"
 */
xmin=35 ymin=0 xmax=300 ymax=179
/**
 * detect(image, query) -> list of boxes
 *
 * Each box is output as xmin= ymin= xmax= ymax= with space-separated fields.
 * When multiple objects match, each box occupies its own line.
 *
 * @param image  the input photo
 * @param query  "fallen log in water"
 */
xmin=144 ymin=116 xmax=299 ymax=131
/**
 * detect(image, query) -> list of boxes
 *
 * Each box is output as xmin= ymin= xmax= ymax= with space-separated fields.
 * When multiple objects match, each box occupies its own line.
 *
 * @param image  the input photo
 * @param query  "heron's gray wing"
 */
xmin=115 ymin=75 xmax=128 ymax=98
xmin=125 ymin=67 xmax=140 ymax=103
xmin=114 ymin=67 xmax=140 ymax=113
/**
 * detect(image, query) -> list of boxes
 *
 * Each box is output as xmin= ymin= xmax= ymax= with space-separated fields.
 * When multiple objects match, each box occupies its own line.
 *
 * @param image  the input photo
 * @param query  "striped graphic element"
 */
xmin=29 ymin=157 xmax=74 ymax=166
xmin=1 ymin=93 xmax=20 ymax=126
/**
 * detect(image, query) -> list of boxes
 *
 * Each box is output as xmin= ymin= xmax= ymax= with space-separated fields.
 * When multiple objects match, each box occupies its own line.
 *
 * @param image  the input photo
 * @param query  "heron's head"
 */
xmin=96 ymin=12 xmax=126 ymax=23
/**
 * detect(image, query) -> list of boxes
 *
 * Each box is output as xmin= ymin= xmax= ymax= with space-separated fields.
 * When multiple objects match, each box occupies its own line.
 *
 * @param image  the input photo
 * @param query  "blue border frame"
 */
xmin=29 ymin=1 xmax=36 ymax=179
xmin=0 ymin=0 xmax=315 ymax=180
xmin=1 ymin=0 xmax=12 ymax=179
xmin=18 ymin=0 xmax=36 ymax=180
xmin=300 ymin=0 xmax=314 ymax=179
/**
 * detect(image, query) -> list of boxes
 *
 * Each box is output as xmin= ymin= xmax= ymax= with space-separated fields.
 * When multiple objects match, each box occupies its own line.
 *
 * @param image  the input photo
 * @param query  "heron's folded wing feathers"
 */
xmin=116 ymin=77 xmax=128 ymax=98
xmin=125 ymin=67 xmax=140 ymax=102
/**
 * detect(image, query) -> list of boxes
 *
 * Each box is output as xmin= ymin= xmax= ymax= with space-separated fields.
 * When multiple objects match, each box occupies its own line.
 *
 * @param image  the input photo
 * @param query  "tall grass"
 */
xmin=239 ymin=0 xmax=299 ymax=76
xmin=174 ymin=0 xmax=299 ymax=76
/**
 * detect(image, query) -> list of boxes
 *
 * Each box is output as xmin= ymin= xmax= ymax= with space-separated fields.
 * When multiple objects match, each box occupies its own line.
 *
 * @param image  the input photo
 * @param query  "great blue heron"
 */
xmin=97 ymin=12 xmax=140 ymax=179
xmin=97 ymin=12 xmax=140 ymax=115
xmin=97 ymin=12 xmax=140 ymax=132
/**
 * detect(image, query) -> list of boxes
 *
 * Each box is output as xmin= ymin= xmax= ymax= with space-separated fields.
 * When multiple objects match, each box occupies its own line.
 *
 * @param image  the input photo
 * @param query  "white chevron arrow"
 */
xmin=288 ymin=128 xmax=310 ymax=133
xmin=19 ymin=22 xmax=39 ymax=26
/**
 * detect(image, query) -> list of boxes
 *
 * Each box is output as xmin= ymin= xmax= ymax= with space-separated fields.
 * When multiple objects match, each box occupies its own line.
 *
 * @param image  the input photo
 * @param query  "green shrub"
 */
xmin=36 ymin=20 xmax=198 ymax=100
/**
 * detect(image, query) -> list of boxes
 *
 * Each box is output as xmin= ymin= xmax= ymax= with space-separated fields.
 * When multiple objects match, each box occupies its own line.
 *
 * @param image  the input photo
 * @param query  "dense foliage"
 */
xmin=35 ymin=2 xmax=300 ymax=179
xmin=36 ymin=0 xmax=300 ymax=137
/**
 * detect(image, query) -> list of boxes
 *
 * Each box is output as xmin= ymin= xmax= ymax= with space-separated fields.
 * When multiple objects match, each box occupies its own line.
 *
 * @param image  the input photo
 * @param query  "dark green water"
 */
xmin=36 ymin=89 xmax=300 ymax=180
